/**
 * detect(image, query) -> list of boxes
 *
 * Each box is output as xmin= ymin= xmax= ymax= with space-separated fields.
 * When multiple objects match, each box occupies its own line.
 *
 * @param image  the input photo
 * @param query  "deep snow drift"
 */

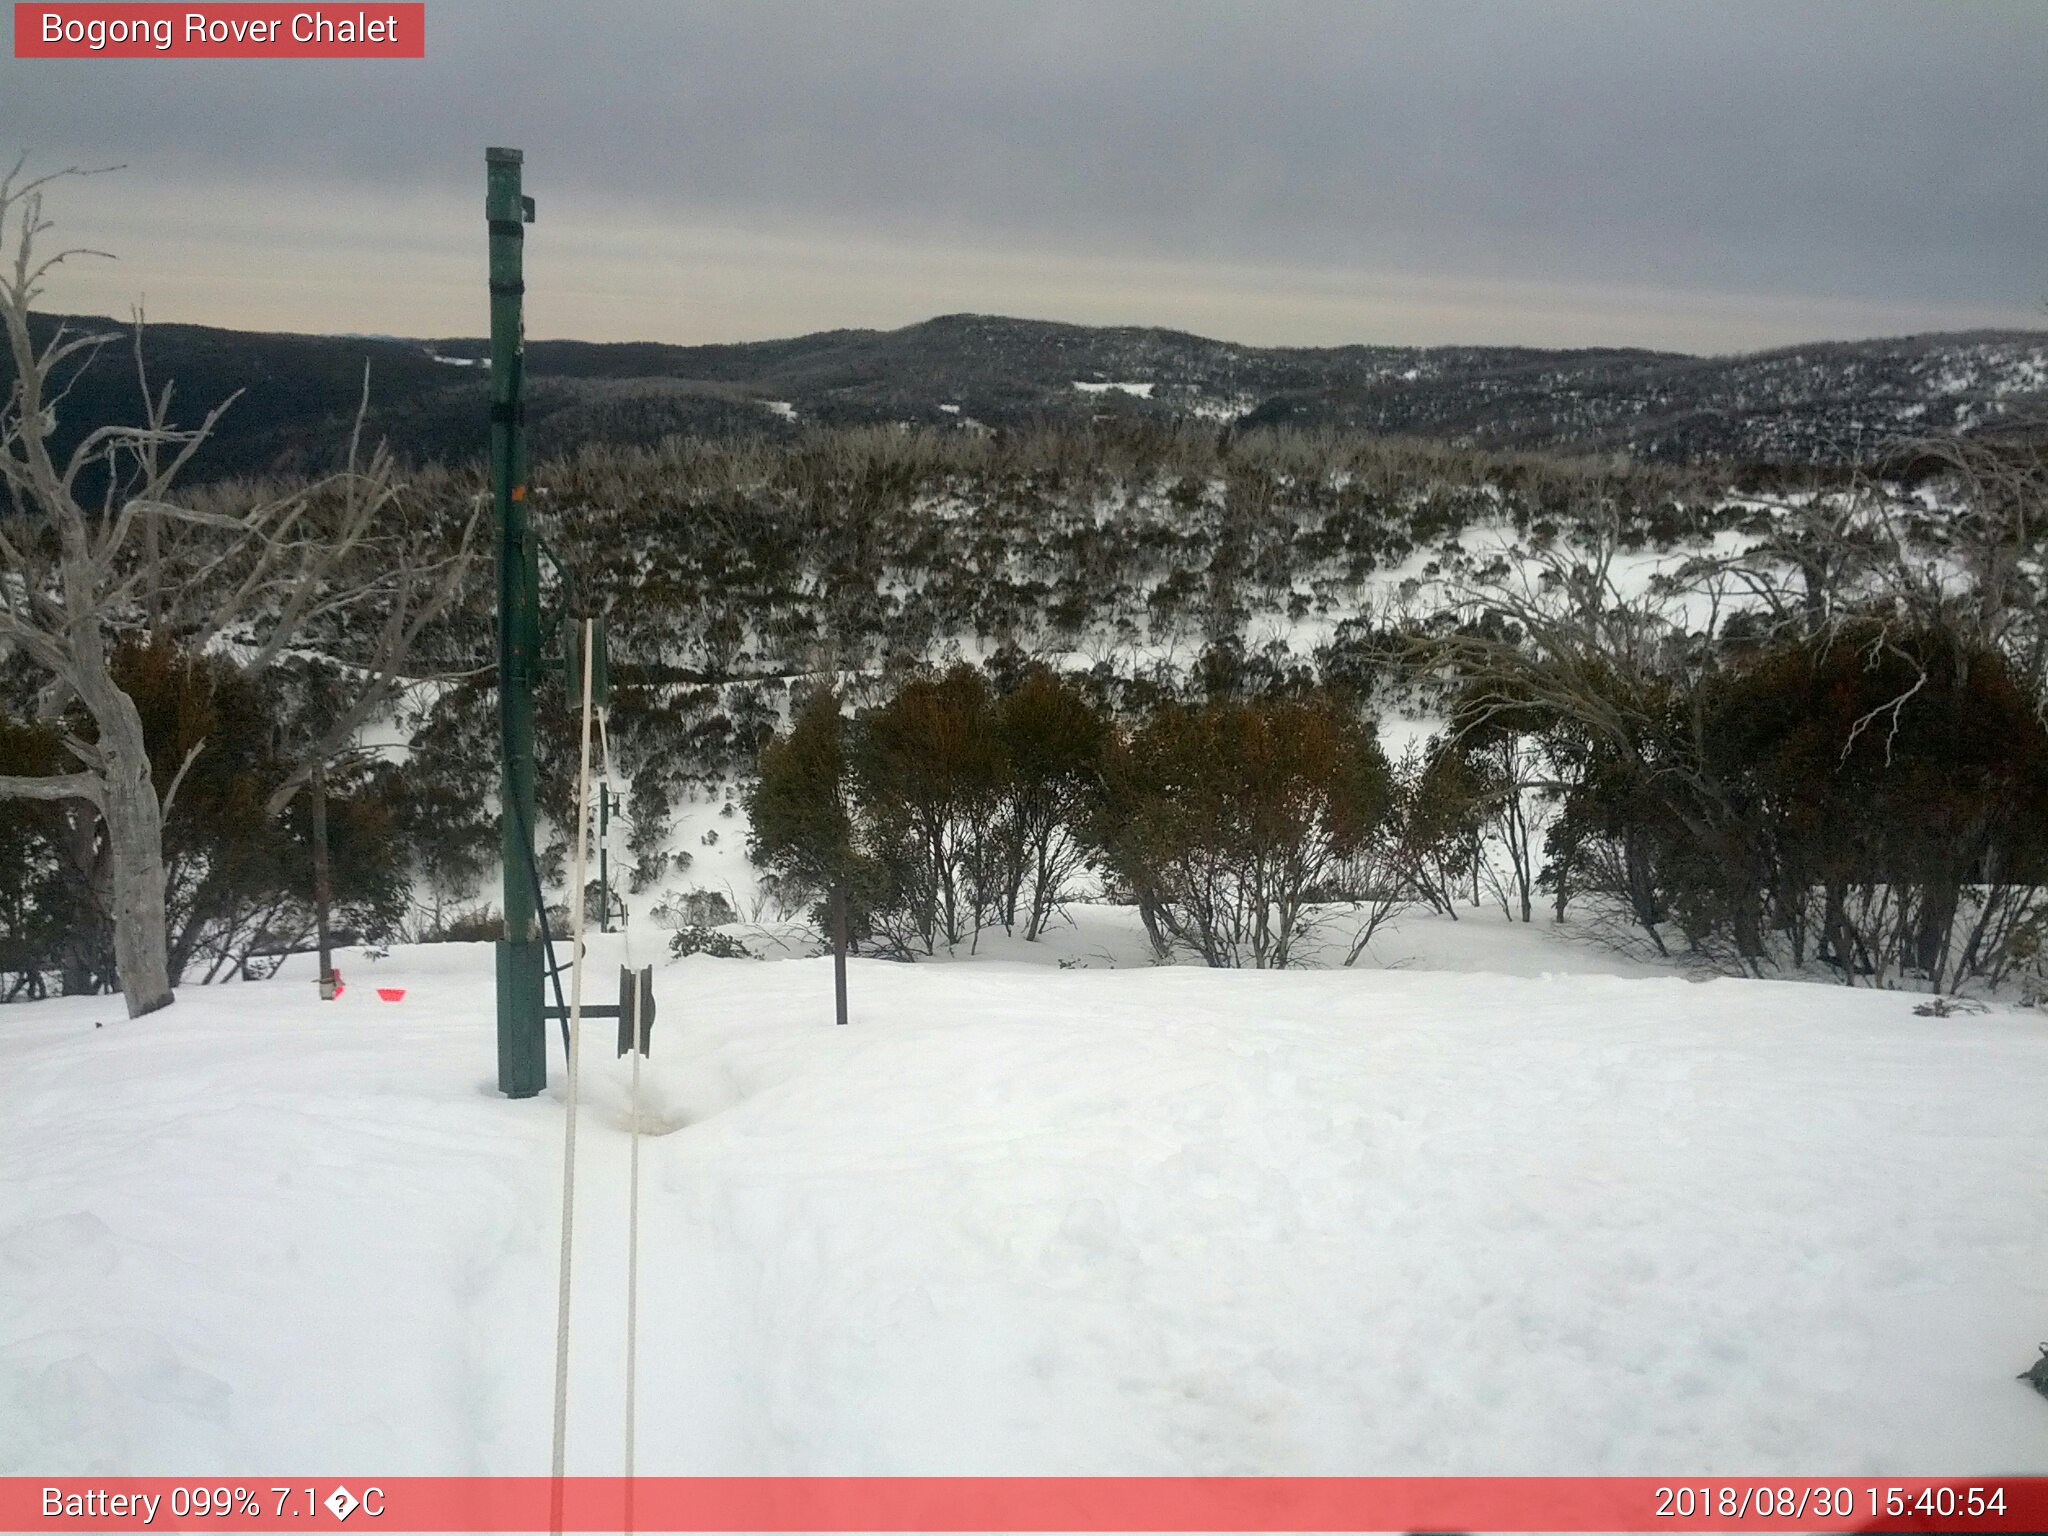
xmin=3 ymin=912 xmax=2046 ymax=1477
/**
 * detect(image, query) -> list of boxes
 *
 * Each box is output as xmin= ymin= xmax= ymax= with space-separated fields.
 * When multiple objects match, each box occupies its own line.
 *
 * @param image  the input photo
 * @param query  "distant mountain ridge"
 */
xmin=18 ymin=310 xmax=2048 ymax=480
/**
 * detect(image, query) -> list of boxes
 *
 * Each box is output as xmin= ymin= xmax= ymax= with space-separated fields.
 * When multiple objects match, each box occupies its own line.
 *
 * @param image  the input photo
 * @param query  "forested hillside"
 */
xmin=14 ymin=311 xmax=2046 ymax=484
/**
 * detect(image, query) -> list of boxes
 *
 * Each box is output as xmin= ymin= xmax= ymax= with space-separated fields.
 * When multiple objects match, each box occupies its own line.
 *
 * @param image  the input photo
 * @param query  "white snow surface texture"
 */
xmin=3 ymin=914 xmax=2046 ymax=1477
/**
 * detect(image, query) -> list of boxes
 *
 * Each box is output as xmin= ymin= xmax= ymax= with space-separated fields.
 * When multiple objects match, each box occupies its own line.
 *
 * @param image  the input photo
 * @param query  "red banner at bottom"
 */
xmin=7 ymin=1477 xmax=2047 ymax=1532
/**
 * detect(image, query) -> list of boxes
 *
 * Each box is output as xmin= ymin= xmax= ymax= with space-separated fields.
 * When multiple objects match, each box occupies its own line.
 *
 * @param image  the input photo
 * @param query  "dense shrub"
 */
xmin=1097 ymin=694 xmax=1395 ymax=967
xmin=0 ymin=643 xmax=408 ymax=995
xmin=986 ymin=666 xmax=1111 ymax=940
xmin=668 ymin=925 xmax=753 ymax=959
xmin=848 ymin=666 xmax=1009 ymax=954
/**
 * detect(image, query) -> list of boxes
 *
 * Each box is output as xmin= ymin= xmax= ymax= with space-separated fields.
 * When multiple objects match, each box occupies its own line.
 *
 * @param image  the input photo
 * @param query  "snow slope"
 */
xmin=3 ymin=917 xmax=2046 ymax=1477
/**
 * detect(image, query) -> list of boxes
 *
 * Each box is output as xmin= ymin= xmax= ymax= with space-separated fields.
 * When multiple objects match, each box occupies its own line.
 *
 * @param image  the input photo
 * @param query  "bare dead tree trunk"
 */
xmin=6 ymin=613 xmax=177 ymax=1015
xmin=89 ymin=684 xmax=173 ymax=1015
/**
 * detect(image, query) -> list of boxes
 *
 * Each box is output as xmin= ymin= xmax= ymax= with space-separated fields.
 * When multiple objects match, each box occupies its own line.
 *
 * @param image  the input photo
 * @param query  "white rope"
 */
xmin=598 ymin=712 xmax=643 ymax=1536
xmin=599 ymin=704 xmax=645 ymax=1499
xmin=624 ymin=977 xmax=642 ymax=1521
xmin=549 ymin=619 xmax=599 ymax=1514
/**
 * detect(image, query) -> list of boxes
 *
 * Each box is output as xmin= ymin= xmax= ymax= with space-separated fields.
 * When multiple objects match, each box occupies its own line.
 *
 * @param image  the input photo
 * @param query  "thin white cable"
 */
xmin=596 ymin=702 xmax=643 ymax=1511
xmin=549 ymin=618 xmax=598 ymax=1512
xmin=625 ymin=976 xmax=642 ymax=1490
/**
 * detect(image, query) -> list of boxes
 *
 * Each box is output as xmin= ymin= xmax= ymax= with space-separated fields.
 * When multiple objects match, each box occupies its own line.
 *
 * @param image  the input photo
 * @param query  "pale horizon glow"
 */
xmin=40 ymin=180 xmax=2045 ymax=357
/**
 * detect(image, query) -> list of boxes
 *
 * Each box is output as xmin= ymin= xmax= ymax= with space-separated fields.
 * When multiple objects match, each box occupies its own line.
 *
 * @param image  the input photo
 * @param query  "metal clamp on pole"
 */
xmin=537 ymin=964 xmax=656 ymax=1055
xmin=618 ymin=966 xmax=655 ymax=1058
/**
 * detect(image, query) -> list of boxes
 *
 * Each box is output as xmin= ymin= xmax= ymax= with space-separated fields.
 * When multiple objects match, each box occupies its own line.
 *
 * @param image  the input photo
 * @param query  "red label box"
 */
xmin=13 ymin=4 xmax=425 ymax=58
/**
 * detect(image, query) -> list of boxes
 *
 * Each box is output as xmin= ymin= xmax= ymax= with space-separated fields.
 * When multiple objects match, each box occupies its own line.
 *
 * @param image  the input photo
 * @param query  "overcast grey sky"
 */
xmin=4 ymin=0 xmax=2044 ymax=352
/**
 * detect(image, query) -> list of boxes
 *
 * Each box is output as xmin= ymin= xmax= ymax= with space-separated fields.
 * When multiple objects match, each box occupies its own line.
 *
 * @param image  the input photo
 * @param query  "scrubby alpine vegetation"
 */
xmin=10 ymin=403 xmax=2047 ymax=999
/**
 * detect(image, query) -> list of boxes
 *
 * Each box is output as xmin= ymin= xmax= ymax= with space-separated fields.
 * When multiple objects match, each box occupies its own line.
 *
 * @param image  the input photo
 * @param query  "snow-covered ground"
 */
xmin=3 ymin=909 xmax=2046 ymax=1477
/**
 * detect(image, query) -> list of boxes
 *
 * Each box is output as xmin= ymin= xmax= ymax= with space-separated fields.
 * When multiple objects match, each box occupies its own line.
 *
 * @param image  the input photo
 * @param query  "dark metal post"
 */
xmin=311 ymin=761 xmax=336 ymax=1000
xmin=831 ymin=885 xmax=849 ymax=1027
xmin=598 ymin=784 xmax=612 ymax=933
xmin=489 ymin=146 xmax=545 ymax=1098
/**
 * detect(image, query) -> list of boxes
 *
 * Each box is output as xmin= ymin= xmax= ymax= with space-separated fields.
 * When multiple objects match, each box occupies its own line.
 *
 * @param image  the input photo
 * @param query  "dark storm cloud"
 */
xmin=4 ymin=0 xmax=2044 ymax=347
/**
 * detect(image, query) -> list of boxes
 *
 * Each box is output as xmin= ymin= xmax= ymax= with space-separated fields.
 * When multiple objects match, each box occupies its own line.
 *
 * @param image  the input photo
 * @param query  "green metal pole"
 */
xmin=489 ymin=146 xmax=545 ymax=1099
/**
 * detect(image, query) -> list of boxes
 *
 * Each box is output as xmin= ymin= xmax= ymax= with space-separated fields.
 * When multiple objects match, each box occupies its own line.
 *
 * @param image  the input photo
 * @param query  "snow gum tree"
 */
xmin=988 ymin=665 xmax=1109 ymax=940
xmin=1098 ymin=694 xmax=1395 ymax=968
xmin=1435 ymin=450 xmax=2048 ymax=988
xmin=0 ymin=167 xmax=192 ymax=1014
xmin=748 ymin=682 xmax=862 ymax=1024
xmin=849 ymin=665 xmax=1009 ymax=955
xmin=0 ymin=162 xmax=472 ymax=1015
